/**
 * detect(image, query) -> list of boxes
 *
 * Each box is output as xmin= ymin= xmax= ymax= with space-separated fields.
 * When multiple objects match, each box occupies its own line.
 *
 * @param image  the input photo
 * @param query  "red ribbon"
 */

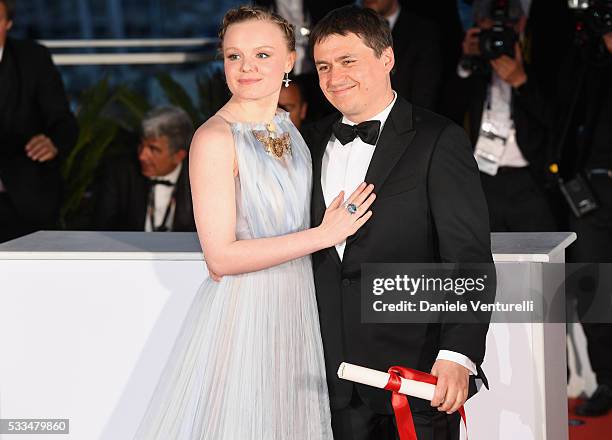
xmin=383 ymin=366 xmax=467 ymax=440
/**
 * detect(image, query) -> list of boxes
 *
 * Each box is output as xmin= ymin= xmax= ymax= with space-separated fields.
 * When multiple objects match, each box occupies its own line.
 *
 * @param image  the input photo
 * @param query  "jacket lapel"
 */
xmin=136 ymin=175 xmax=150 ymax=231
xmin=310 ymin=114 xmax=342 ymax=268
xmin=172 ymin=159 xmax=194 ymax=231
xmin=345 ymin=97 xmax=416 ymax=250
xmin=363 ymin=97 xmax=416 ymax=193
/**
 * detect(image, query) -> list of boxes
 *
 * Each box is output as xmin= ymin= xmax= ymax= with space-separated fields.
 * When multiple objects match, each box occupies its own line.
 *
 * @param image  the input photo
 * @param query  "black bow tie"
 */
xmin=149 ymin=179 xmax=174 ymax=187
xmin=332 ymin=119 xmax=381 ymax=146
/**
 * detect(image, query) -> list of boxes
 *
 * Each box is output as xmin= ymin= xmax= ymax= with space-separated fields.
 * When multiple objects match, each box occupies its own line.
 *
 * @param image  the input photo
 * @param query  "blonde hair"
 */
xmin=219 ymin=5 xmax=296 ymax=52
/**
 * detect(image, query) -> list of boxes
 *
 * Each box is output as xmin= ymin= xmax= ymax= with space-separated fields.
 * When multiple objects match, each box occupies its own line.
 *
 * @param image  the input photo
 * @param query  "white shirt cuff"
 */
xmin=436 ymin=350 xmax=477 ymax=375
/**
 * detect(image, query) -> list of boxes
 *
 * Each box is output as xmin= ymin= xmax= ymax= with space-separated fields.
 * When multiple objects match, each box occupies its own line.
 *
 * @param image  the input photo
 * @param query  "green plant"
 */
xmin=155 ymin=68 xmax=229 ymax=125
xmin=60 ymin=78 xmax=119 ymax=227
xmin=157 ymin=73 xmax=203 ymax=125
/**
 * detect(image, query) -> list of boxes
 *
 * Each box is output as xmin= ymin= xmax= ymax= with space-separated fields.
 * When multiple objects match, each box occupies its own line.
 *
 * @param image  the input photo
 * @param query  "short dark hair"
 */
xmin=1 ymin=0 xmax=16 ymax=21
xmin=309 ymin=6 xmax=393 ymax=58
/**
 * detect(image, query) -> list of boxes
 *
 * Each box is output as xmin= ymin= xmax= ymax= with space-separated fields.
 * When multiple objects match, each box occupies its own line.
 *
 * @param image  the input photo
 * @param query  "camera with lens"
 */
xmin=479 ymin=25 xmax=518 ymax=59
xmin=458 ymin=0 xmax=520 ymax=77
xmin=479 ymin=0 xmax=519 ymax=59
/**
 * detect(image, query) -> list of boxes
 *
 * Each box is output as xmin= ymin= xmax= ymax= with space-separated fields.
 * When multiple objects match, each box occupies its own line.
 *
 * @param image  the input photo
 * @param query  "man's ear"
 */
xmin=174 ymin=149 xmax=188 ymax=163
xmin=381 ymin=46 xmax=395 ymax=74
xmin=7 ymin=20 xmax=13 ymax=31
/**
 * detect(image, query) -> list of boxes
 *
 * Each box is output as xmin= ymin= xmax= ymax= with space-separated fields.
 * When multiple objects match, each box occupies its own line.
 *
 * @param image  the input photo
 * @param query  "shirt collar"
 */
xmin=341 ymin=90 xmax=398 ymax=131
xmin=155 ymin=161 xmax=182 ymax=184
xmin=0 ymin=46 xmax=4 ymax=62
xmin=387 ymin=5 xmax=401 ymax=31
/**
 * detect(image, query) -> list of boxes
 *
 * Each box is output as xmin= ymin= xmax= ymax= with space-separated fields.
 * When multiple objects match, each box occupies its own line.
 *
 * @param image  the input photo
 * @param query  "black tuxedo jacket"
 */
xmin=304 ymin=96 xmax=493 ymax=414
xmin=92 ymin=155 xmax=196 ymax=232
xmin=0 ymin=37 xmax=78 ymax=226
xmin=391 ymin=9 xmax=443 ymax=110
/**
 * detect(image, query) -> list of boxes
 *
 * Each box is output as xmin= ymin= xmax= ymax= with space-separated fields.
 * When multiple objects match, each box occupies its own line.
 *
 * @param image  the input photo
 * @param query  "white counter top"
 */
xmin=491 ymin=232 xmax=576 ymax=262
xmin=0 ymin=230 xmax=576 ymax=261
xmin=0 ymin=231 xmax=203 ymax=260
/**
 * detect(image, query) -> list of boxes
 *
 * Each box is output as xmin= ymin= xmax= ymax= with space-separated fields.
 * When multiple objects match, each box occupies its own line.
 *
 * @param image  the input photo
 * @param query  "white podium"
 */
xmin=0 ymin=231 xmax=576 ymax=439
xmin=0 ymin=232 xmax=206 ymax=440
xmin=465 ymin=232 xmax=576 ymax=440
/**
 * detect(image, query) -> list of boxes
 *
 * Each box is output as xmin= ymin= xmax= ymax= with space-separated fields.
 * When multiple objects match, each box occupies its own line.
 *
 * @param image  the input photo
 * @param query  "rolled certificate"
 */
xmin=337 ymin=362 xmax=436 ymax=401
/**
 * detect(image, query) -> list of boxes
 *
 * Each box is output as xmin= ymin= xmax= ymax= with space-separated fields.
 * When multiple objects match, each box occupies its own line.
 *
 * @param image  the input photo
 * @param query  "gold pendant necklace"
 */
xmin=252 ymin=121 xmax=292 ymax=159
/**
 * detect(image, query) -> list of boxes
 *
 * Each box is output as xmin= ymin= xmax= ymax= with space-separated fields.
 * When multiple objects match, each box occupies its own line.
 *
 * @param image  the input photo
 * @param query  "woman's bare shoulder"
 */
xmin=190 ymin=114 xmax=239 ymax=176
xmin=191 ymin=114 xmax=234 ymax=152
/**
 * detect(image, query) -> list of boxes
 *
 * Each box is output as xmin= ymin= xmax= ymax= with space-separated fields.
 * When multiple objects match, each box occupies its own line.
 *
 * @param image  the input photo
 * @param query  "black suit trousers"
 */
xmin=332 ymin=387 xmax=460 ymax=440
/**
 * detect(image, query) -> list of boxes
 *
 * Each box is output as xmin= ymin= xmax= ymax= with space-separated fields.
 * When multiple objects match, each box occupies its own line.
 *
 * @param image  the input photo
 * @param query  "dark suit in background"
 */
xmin=93 ymin=155 xmax=195 ymax=232
xmin=456 ymin=70 xmax=551 ymax=177
xmin=391 ymin=8 xmax=443 ymax=110
xmin=401 ymin=0 xmax=465 ymax=115
xmin=0 ymin=37 xmax=78 ymax=242
xmin=446 ymin=67 xmax=557 ymax=232
xmin=305 ymin=96 xmax=493 ymax=439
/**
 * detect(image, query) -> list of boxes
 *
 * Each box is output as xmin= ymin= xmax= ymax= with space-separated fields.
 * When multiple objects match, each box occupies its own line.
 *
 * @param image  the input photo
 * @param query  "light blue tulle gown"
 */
xmin=134 ymin=111 xmax=333 ymax=440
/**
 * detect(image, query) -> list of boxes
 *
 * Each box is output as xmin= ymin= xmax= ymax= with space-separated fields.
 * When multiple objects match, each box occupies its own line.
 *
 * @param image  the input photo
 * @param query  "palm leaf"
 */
xmin=114 ymin=85 xmax=151 ymax=130
xmin=61 ymin=119 xmax=118 ymax=223
xmin=156 ymin=73 xmax=201 ymax=125
xmin=62 ymin=78 xmax=115 ymax=178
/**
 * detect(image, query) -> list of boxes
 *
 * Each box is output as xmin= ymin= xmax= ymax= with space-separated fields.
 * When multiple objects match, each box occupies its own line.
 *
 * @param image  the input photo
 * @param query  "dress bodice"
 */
xmin=229 ymin=111 xmax=312 ymax=240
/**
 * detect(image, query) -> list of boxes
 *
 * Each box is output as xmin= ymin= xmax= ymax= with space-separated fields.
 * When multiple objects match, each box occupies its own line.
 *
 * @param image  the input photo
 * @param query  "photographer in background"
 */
xmin=450 ymin=0 xmax=556 ymax=232
xmin=550 ymin=0 xmax=612 ymax=416
xmin=0 ymin=0 xmax=78 ymax=243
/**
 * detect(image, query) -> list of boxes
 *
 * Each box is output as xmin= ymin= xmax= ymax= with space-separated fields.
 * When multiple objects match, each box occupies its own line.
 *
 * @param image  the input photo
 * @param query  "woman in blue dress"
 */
xmin=134 ymin=6 xmax=375 ymax=439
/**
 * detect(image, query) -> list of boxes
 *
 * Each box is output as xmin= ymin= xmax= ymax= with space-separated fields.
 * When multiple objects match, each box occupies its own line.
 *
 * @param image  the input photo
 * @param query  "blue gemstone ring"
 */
xmin=346 ymin=203 xmax=358 ymax=215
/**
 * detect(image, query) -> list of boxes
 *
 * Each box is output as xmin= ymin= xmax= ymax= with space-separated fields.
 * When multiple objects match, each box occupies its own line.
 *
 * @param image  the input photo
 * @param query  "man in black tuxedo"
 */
xmin=93 ymin=106 xmax=196 ymax=232
xmin=0 ymin=0 xmax=78 ymax=243
xmin=306 ymin=6 xmax=493 ymax=439
xmin=364 ymin=0 xmax=443 ymax=110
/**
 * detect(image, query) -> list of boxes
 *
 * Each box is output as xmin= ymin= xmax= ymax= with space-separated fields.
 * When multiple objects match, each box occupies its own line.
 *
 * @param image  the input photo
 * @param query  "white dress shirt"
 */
xmin=321 ymin=91 xmax=477 ymax=375
xmin=322 ymin=92 xmax=397 ymax=259
xmin=479 ymin=71 xmax=529 ymax=168
xmin=144 ymin=163 xmax=182 ymax=232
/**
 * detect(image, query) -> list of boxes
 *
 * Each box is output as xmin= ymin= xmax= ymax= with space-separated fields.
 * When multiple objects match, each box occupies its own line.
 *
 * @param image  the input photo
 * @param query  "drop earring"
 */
xmin=282 ymin=72 xmax=291 ymax=88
